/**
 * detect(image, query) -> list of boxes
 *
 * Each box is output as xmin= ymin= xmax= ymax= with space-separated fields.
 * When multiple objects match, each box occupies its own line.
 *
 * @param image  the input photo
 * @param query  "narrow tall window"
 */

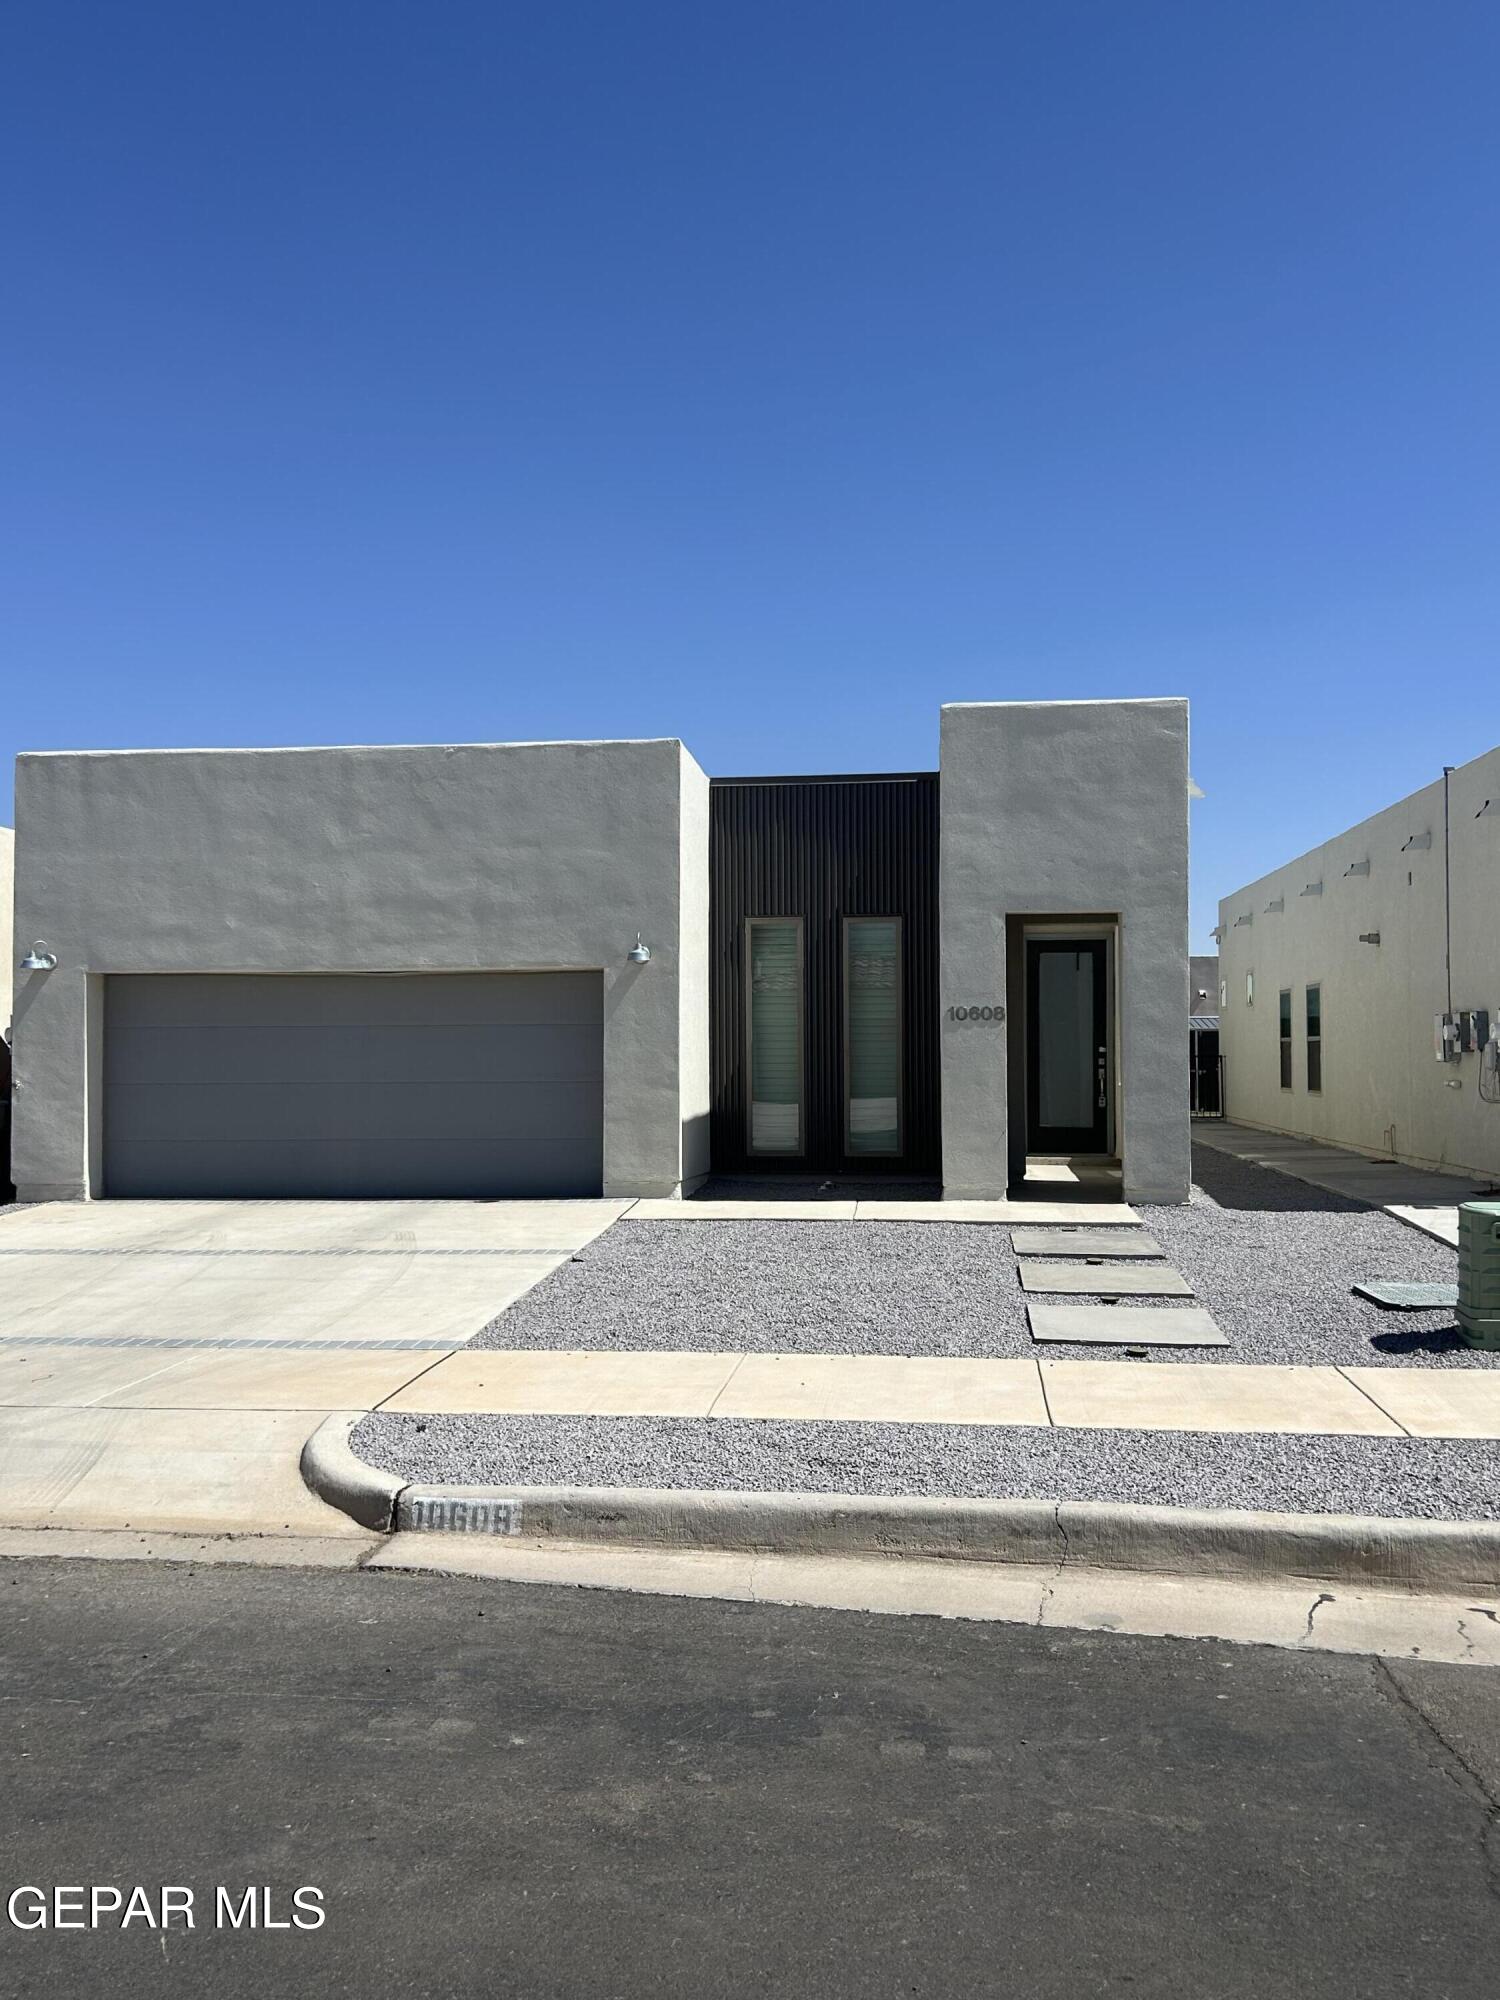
xmin=1279 ymin=989 xmax=1293 ymax=1089
xmin=747 ymin=919 xmax=803 ymax=1154
xmin=1306 ymin=984 xmax=1322 ymax=1093
xmin=845 ymin=918 xmax=902 ymax=1155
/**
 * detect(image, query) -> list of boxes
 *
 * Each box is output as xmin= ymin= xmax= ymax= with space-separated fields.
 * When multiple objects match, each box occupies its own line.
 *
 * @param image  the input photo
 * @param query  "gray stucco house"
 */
xmin=8 ymin=697 xmax=1191 ymax=1205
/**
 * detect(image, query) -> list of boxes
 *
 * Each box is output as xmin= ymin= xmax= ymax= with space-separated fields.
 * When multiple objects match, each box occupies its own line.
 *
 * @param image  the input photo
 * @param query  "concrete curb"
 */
xmin=299 ymin=1413 xmax=407 ymax=1533
xmin=300 ymin=1420 xmax=1500 ymax=1594
xmin=371 ymin=1479 xmax=1500 ymax=1596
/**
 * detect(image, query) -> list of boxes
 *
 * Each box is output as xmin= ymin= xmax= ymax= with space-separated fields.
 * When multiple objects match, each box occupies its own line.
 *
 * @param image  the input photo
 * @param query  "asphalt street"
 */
xmin=2 ymin=1555 xmax=1498 ymax=1999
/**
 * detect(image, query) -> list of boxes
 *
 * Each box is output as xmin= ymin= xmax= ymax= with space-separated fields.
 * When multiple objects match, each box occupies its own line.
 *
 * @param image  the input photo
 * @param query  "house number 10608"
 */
xmin=948 ymin=1004 xmax=1004 ymax=1022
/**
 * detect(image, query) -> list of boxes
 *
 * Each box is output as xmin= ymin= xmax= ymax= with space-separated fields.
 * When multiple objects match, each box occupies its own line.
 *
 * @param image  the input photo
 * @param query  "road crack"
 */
xmin=1303 ymin=1592 xmax=1334 ymax=1640
xmin=1376 ymin=1656 xmax=1500 ymax=1907
xmin=1035 ymin=1503 xmax=1071 ymax=1626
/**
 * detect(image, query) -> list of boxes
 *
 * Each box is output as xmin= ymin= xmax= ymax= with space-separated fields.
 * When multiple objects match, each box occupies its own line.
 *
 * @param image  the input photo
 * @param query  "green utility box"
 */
xmin=1457 ymin=1201 xmax=1500 ymax=1350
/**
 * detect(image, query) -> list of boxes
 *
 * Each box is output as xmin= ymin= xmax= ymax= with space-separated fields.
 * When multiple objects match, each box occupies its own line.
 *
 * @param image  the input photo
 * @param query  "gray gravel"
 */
xmin=352 ymin=1411 xmax=1500 ymax=1520
xmin=469 ymin=1142 xmax=1481 ymax=1368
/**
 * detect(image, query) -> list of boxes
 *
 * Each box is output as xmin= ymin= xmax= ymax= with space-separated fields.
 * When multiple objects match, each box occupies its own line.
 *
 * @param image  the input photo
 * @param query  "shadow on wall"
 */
xmin=690 ymin=1175 xmax=943 ymax=1202
xmin=1190 ymin=1142 xmax=1370 ymax=1215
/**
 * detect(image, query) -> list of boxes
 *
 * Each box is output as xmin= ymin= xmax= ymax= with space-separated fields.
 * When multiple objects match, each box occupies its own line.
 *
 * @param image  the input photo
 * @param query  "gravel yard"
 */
xmin=351 ymin=1410 xmax=1500 ymax=1520
xmin=466 ymin=1143 xmax=1480 ymax=1368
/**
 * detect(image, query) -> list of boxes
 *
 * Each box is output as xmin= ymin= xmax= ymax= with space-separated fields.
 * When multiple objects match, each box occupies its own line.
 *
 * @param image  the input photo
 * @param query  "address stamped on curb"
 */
xmin=402 ymin=1495 xmax=524 ymax=1535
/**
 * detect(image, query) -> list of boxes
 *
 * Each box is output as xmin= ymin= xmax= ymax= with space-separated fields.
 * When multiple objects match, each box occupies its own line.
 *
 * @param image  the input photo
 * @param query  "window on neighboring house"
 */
xmin=1306 ymin=984 xmax=1322 ymax=1093
xmin=747 ymin=919 xmax=803 ymax=1154
xmin=1279 ymin=989 xmax=1293 ymax=1089
xmin=844 ymin=918 xmax=902 ymax=1155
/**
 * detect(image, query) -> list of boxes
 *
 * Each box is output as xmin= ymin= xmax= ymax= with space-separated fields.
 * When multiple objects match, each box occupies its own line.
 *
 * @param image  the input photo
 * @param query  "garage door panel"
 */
xmin=103 ymin=1137 xmax=600 ymax=1202
xmin=106 ymin=1080 xmax=604 ymax=1145
xmin=106 ymin=972 xmax=604 ymax=1030
xmin=103 ymin=974 xmax=605 ymax=1199
xmin=106 ymin=1022 xmax=604 ymax=1088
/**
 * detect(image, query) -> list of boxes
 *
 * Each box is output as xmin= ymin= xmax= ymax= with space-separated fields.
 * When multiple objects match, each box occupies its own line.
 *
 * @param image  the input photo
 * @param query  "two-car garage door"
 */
xmin=103 ymin=973 xmax=604 ymax=1199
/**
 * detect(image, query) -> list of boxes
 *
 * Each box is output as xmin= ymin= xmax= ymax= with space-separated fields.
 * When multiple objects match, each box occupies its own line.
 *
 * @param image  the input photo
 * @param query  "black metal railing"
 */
xmin=1190 ymin=1053 xmax=1225 ymax=1119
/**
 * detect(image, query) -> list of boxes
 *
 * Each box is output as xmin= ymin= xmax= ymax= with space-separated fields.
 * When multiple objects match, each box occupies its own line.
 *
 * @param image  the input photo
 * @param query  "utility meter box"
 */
xmin=1457 ymin=1201 xmax=1500 ymax=1350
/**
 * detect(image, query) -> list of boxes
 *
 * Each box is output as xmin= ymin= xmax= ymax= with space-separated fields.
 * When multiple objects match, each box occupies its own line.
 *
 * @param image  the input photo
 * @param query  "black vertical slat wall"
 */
xmin=709 ymin=774 xmax=940 ymax=1176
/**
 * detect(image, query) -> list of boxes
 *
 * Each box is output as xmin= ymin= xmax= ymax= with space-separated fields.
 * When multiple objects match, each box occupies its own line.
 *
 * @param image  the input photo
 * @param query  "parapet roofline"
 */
xmin=712 ymin=771 xmax=937 ymax=786
xmin=16 ymin=736 xmax=693 ymax=760
xmin=940 ymin=695 xmax=1188 ymax=711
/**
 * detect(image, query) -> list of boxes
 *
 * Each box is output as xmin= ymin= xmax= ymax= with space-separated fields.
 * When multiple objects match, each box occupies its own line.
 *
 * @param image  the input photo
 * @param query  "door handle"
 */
xmin=1096 ymin=1046 xmax=1107 ymax=1109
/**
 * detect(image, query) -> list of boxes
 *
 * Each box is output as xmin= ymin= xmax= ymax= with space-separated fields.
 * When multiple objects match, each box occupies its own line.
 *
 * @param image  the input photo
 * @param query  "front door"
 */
xmin=1025 ymin=938 xmax=1109 ymax=1154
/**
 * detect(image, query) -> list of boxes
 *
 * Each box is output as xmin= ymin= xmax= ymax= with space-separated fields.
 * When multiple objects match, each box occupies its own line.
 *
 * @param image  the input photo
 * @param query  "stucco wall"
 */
xmin=10 ymin=739 xmax=707 ymax=1200
xmin=0 ymin=825 xmax=13 ymax=1036
xmin=1190 ymin=954 xmax=1218 ymax=1016
xmin=1217 ymin=743 xmax=1500 ymax=1179
xmin=939 ymin=698 xmax=1191 ymax=1203
xmin=678 ymin=748 xmax=712 ymax=1188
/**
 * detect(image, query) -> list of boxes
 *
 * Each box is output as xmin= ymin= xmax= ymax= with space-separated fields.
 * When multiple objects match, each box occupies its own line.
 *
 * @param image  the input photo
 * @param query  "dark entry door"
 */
xmin=1025 ymin=939 xmax=1109 ymax=1153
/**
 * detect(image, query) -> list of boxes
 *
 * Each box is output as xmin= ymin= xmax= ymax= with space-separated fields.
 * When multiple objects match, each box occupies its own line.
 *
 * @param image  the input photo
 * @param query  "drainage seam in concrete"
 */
xmin=0 ymin=1333 xmax=458 ymax=1354
xmin=0 ymin=1247 xmax=576 ymax=1258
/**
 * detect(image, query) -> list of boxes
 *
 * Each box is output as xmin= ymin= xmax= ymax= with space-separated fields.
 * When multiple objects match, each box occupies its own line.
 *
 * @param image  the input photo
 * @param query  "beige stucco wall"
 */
xmin=1217 ymin=742 xmax=1500 ymax=1179
xmin=0 ymin=825 xmax=12 ymax=1035
xmin=11 ymin=739 xmax=709 ymax=1200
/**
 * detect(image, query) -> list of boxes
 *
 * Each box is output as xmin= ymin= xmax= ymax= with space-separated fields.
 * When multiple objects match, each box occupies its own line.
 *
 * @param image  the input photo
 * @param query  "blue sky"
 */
xmin=4 ymin=2 xmax=1497 ymax=945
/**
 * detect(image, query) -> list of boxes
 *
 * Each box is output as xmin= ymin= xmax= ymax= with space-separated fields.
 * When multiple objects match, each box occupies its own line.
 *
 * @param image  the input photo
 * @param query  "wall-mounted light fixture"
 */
xmin=1233 ymin=911 xmax=1253 ymax=928
xmin=1210 ymin=924 xmax=1225 ymax=943
xmin=627 ymin=934 xmax=652 ymax=964
xmin=1358 ymin=931 xmax=1381 ymax=946
xmin=1344 ymin=858 xmax=1370 ymax=878
xmin=1401 ymin=831 xmax=1431 ymax=851
xmin=1478 ymin=799 xmax=1494 ymax=819
xmin=19 ymin=941 xmax=58 ymax=971
xmin=1264 ymin=896 xmax=1284 ymax=914
xmin=1300 ymin=880 xmax=1323 ymax=897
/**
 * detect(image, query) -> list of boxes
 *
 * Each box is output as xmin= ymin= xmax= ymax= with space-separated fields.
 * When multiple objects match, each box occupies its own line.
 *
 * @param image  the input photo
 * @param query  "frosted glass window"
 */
xmin=1036 ymin=950 xmax=1094 ymax=1128
xmin=845 ymin=919 xmax=901 ymax=1155
xmin=748 ymin=920 xmax=802 ymax=1154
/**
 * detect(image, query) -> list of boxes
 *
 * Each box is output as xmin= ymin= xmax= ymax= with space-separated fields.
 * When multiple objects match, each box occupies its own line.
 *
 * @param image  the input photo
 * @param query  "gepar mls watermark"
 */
xmin=6 ymin=1884 xmax=326 ymax=1931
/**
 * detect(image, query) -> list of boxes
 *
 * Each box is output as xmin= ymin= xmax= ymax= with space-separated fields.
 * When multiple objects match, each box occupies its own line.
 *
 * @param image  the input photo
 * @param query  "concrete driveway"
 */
xmin=0 ymin=1198 xmax=627 ymax=1540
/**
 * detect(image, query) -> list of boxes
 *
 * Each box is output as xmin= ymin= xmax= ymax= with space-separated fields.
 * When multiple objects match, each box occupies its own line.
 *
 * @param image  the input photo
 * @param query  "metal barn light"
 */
xmin=627 ymin=934 xmax=652 ymax=964
xmin=19 ymin=942 xmax=57 ymax=971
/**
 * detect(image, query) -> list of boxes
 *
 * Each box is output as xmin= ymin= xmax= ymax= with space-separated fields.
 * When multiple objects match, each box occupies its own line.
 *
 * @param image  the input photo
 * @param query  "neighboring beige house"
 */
xmin=1216 ymin=742 xmax=1500 ymax=1181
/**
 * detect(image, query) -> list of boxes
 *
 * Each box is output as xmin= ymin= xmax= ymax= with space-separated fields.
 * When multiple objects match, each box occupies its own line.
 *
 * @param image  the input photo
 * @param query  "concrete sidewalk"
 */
xmin=0 ymin=1196 xmax=627 ymax=1342
xmin=11 ymin=1337 xmax=1500 ymax=1546
xmin=374 ymin=1345 xmax=1500 ymax=1439
xmin=1193 ymin=1121 xmax=1491 ymax=1209
xmin=0 ymin=1197 xmax=625 ymax=1535
xmin=624 ymin=1196 xmax=1140 ymax=1225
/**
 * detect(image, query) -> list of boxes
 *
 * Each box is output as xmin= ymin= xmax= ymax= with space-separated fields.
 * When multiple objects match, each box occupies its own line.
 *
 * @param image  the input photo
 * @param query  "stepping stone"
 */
xmin=1352 ymin=1280 xmax=1459 ymax=1311
xmin=1027 ymin=1302 xmax=1228 ymax=1347
xmin=1010 ymin=1228 xmax=1163 ymax=1259
xmin=1018 ymin=1259 xmax=1193 ymax=1296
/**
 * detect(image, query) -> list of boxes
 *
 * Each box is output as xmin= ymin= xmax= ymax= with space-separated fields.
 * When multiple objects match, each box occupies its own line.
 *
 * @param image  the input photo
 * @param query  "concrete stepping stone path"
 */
xmin=1027 ymin=1303 xmax=1228 ymax=1347
xmin=1010 ymin=1229 xmax=1164 ymax=1259
xmin=1018 ymin=1260 xmax=1194 ymax=1297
